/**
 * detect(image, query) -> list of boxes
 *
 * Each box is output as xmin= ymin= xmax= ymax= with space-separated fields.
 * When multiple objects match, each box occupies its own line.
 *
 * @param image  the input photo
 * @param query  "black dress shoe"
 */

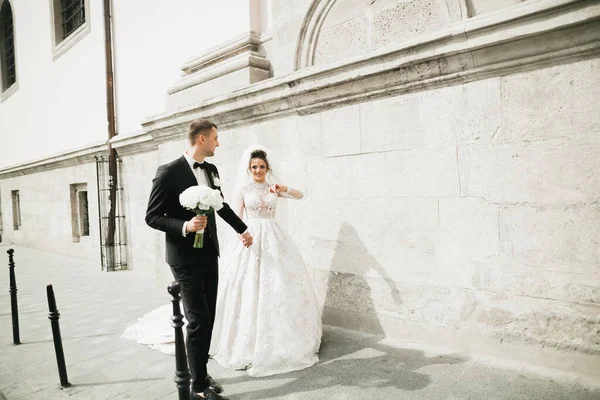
xmin=191 ymin=388 xmax=229 ymax=400
xmin=207 ymin=375 xmax=223 ymax=394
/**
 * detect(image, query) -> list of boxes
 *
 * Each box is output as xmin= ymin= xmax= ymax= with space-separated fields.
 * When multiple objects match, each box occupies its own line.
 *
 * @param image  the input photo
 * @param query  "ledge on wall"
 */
xmin=0 ymin=141 xmax=107 ymax=179
xmin=166 ymin=31 xmax=272 ymax=109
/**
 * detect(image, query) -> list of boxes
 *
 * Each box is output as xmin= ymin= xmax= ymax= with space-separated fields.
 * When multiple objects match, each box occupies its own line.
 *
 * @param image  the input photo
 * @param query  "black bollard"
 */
xmin=46 ymin=285 xmax=71 ymax=388
xmin=168 ymin=282 xmax=190 ymax=400
xmin=7 ymin=249 xmax=20 ymax=345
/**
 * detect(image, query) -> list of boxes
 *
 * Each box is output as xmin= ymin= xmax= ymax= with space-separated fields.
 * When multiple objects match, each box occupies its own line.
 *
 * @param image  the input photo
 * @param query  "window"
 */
xmin=50 ymin=0 xmax=90 ymax=60
xmin=0 ymin=0 xmax=17 ymax=98
xmin=11 ymin=190 xmax=20 ymax=230
xmin=70 ymin=183 xmax=89 ymax=242
xmin=60 ymin=0 xmax=85 ymax=39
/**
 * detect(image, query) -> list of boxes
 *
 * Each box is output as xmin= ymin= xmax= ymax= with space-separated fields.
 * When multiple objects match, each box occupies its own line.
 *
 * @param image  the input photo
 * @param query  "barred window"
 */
xmin=51 ymin=0 xmax=89 ymax=59
xmin=0 ymin=0 xmax=16 ymax=92
xmin=61 ymin=0 xmax=85 ymax=39
xmin=11 ymin=190 xmax=20 ymax=231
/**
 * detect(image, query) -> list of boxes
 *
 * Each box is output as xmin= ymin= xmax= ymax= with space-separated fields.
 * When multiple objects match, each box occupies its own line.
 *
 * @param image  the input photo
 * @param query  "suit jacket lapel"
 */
xmin=178 ymin=156 xmax=197 ymax=188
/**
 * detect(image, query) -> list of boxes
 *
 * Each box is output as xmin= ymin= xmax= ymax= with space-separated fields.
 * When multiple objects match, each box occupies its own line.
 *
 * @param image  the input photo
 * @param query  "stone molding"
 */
xmin=167 ymin=30 xmax=272 ymax=96
xmin=0 ymin=141 xmax=106 ymax=179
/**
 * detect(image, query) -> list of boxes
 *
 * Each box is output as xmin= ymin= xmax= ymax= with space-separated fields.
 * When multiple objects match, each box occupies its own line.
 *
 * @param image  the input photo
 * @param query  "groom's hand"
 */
xmin=241 ymin=232 xmax=253 ymax=247
xmin=186 ymin=216 xmax=207 ymax=233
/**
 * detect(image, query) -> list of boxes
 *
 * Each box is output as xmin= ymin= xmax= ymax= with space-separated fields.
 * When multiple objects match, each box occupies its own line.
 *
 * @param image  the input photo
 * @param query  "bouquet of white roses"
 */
xmin=179 ymin=185 xmax=224 ymax=248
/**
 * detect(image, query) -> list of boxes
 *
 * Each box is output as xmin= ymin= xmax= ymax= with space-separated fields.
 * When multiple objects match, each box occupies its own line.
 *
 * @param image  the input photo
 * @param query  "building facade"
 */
xmin=1 ymin=0 xmax=599 ymax=378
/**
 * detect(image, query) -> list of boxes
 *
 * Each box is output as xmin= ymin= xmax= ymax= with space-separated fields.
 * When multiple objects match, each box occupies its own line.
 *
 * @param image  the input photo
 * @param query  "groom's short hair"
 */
xmin=188 ymin=119 xmax=217 ymax=143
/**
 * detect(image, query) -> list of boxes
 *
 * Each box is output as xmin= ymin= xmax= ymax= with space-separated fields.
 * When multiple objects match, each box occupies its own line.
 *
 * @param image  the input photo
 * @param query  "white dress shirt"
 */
xmin=181 ymin=152 xmax=209 ymax=237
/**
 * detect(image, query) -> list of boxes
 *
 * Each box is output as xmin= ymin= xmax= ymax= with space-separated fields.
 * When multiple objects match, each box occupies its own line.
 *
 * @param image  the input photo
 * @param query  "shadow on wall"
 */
xmin=322 ymin=222 xmax=403 ymax=335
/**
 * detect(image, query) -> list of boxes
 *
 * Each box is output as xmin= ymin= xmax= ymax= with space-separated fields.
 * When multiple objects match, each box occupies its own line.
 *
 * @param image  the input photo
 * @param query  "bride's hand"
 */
xmin=241 ymin=232 xmax=253 ymax=247
xmin=269 ymin=184 xmax=287 ymax=194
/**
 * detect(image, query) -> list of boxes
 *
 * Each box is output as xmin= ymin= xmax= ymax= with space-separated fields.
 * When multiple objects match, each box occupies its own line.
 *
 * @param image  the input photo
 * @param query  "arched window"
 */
xmin=0 ymin=0 xmax=16 ymax=93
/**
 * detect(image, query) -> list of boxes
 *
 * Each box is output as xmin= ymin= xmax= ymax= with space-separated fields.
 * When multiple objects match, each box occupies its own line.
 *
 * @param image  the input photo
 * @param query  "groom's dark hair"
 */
xmin=188 ymin=119 xmax=217 ymax=144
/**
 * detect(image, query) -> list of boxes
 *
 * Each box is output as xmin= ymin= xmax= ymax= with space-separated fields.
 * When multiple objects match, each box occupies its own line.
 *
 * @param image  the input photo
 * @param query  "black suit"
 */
xmin=145 ymin=155 xmax=247 ymax=393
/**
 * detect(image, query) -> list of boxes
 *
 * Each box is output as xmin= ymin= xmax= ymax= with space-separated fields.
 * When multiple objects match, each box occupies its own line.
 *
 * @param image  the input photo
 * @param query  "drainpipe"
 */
xmin=103 ymin=0 xmax=117 ymax=271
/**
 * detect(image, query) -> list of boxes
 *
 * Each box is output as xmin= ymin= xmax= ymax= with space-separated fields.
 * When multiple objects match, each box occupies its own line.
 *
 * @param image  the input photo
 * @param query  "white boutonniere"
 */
xmin=211 ymin=173 xmax=221 ymax=187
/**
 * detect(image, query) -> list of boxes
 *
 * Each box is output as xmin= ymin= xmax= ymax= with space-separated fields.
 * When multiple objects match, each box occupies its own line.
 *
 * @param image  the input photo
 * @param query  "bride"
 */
xmin=122 ymin=146 xmax=322 ymax=377
xmin=209 ymin=146 xmax=322 ymax=377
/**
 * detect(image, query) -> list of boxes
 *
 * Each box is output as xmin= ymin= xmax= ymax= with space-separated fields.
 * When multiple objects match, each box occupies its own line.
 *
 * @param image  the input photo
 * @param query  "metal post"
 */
xmin=7 ymin=249 xmax=20 ymax=345
xmin=46 ymin=285 xmax=71 ymax=388
xmin=168 ymin=282 xmax=190 ymax=400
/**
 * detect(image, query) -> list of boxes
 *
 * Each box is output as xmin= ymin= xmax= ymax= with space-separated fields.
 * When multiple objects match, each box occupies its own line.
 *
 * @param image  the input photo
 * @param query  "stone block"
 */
xmin=499 ymin=203 xmax=600 ymax=275
xmin=501 ymin=58 xmax=600 ymax=140
xmin=271 ymin=0 xmax=312 ymax=45
xmin=438 ymin=197 xmax=500 ymax=287
xmin=307 ymin=199 xmax=376 ymax=243
xmin=297 ymin=113 xmax=324 ymax=157
xmin=321 ymin=105 xmax=361 ymax=157
xmin=423 ymin=78 xmax=502 ymax=143
xmin=370 ymin=0 xmax=451 ymax=51
xmin=308 ymin=236 xmax=381 ymax=280
xmin=307 ymin=152 xmax=386 ymax=199
xmin=467 ymin=0 xmax=531 ymax=17
xmin=461 ymin=289 xmax=600 ymax=355
xmin=385 ymin=146 xmax=460 ymax=197
xmin=210 ymin=125 xmax=250 ymax=167
xmin=321 ymin=0 xmax=372 ymax=30
xmin=458 ymin=134 xmax=600 ymax=204
xmin=247 ymin=117 xmax=301 ymax=161
xmin=360 ymin=78 xmax=500 ymax=152
xmin=314 ymin=16 xmax=370 ymax=66
xmin=316 ymin=269 xmax=461 ymax=335
xmin=371 ymin=198 xmax=438 ymax=284
xmin=471 ymin=263 xmax=600 ymax=307
xmin=359 ymin=92 xmax=427 ymax=152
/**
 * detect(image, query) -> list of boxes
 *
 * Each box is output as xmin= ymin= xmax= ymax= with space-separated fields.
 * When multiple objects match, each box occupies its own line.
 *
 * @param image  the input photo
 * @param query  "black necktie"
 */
xmin=193 ymin=162 xmax=205 ymax=170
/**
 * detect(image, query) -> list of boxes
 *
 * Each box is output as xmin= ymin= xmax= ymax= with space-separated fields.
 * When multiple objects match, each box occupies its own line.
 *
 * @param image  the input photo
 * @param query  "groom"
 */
xmin=146 ymin=119 xmax=252 ymax=400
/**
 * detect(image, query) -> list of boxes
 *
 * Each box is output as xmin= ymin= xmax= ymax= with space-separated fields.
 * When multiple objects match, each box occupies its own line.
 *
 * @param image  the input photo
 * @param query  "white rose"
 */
xmin=213 ymin=177 xmax=221 ymax=187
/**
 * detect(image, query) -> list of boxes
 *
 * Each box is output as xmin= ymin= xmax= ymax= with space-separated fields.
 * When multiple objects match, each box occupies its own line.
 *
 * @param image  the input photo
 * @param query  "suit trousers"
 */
xmin=170 ymin=239 xmax=219 ymax=393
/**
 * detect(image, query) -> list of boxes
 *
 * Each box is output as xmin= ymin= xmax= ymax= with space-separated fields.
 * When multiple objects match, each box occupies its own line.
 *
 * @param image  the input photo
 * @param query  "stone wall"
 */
xmin=0 ymin=162 xmax=100 ymax=262
xmin=129 ymin=0 xmax=600 ymax=375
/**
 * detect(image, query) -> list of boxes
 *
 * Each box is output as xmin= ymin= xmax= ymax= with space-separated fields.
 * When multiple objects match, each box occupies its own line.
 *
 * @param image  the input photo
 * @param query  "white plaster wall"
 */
xmin=0 ymin=0 xmax=108 ymax=169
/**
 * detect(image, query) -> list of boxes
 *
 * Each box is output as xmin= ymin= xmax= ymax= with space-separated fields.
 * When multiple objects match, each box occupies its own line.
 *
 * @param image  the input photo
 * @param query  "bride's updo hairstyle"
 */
xmin=249 ymin=149 xmax=272 ymax=174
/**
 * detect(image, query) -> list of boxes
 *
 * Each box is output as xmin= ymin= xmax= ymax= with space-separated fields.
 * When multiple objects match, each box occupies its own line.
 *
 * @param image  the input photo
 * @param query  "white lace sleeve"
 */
xmin=278 ymin=187 xmax=303 ymax=199
xmin=232 ymin=189 xmax=245 ymax=219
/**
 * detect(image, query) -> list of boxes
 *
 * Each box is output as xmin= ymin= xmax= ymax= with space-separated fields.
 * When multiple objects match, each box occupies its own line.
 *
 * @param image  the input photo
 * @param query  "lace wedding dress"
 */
xmin=209 ymin=181 xmax=322 ymax=377
xmin=122 ymin=181 xmax=322 ymax=377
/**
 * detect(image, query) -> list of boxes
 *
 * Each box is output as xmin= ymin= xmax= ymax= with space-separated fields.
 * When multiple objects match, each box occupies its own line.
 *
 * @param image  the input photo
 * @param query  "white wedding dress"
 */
xmin=121 ymin=180 xmax=322 ymax=377
xmin=210 ymin=181 xmax=322 ymax=377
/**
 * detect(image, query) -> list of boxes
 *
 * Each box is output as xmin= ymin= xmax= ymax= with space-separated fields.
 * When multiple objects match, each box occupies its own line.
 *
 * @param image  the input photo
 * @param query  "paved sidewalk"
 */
xmin=0 ymin=244 xmax=599 ymax=400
